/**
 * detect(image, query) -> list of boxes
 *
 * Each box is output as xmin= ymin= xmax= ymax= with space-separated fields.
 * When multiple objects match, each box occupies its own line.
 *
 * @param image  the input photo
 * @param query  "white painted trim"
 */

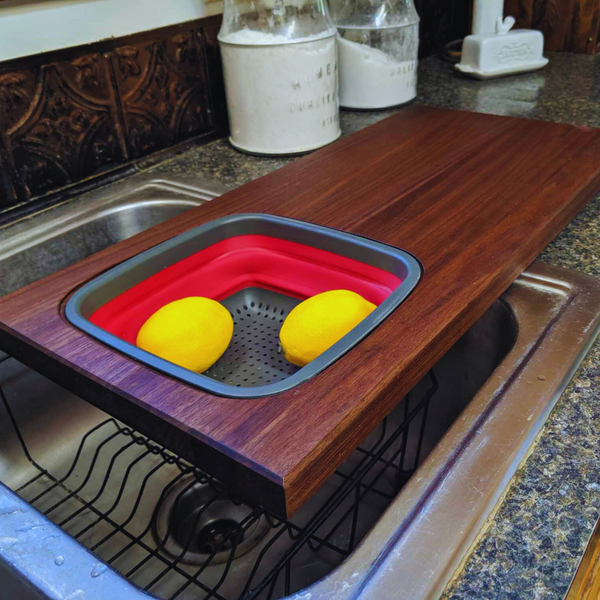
xmin=0 ymin=0 xmax=223 ymax=62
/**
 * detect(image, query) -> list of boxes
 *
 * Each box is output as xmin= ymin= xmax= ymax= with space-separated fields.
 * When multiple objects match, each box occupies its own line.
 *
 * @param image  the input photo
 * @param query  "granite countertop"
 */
xmin=147 ymin=53 xmax=600 ymax=598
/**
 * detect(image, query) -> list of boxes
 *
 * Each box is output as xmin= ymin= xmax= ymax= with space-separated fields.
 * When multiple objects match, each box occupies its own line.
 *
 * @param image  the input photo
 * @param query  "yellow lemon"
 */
xmin=136 ymin=297 xmax=233 ymax=373
xmin=279 ymin=290 xmax=376 ymax=367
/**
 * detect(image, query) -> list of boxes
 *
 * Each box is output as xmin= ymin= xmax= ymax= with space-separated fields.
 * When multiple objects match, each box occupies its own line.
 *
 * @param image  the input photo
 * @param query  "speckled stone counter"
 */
xmin=147 ymin=53 xmax=600 ymax=599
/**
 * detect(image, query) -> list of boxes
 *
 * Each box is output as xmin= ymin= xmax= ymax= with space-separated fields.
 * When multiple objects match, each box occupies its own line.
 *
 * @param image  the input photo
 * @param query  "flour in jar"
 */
xmin=337 ymin=36 xmax=417 ymax=109
xmin=218 ymin=29 xmax=340 ymax=155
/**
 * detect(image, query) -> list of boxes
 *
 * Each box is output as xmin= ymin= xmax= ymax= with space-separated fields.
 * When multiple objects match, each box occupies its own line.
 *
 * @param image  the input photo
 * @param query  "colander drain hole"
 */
xmin=204 ymin=287 xmax=301 ymax=388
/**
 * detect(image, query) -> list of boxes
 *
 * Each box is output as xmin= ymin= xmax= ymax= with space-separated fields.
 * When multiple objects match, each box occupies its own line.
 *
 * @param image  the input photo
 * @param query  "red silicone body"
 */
xmin=91 ymin=234 xmax=403 ymax=345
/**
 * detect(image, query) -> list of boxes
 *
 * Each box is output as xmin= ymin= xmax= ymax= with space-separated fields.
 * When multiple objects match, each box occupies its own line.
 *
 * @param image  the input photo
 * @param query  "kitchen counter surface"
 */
xmin=123 ymin=53 xmax=600 ymax=597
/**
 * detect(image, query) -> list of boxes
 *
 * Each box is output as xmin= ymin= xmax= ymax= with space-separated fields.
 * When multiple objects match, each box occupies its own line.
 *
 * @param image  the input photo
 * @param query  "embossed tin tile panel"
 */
xmin=110 ymin=26 xmax=215 ymax=159
xmin=5 ymin=55 xmax=127 ymax=200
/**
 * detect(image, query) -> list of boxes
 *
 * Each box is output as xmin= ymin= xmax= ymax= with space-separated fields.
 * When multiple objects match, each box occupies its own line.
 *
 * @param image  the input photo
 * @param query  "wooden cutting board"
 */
xmin=2 ymin=106 xmax=600 ymax=517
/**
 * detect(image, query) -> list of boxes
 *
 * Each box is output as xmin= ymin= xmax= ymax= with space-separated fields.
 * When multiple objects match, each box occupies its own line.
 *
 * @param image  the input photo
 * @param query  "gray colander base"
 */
xmin=204 ymin=288 xmax=301 ymax=388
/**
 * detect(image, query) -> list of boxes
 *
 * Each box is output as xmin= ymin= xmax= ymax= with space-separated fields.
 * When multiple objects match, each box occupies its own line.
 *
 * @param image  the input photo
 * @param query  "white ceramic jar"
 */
xmin=218 ymin=0 xmax=341 ymax=155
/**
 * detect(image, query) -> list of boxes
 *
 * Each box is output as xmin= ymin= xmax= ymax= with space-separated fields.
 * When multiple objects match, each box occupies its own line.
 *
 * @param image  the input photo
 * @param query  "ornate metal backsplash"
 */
xmin=0 ymin=16 xmax=226 ymax=216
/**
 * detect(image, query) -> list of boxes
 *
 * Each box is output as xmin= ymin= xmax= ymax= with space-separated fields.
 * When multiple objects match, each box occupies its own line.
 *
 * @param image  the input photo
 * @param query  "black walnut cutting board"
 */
xmin=2 ymin=106 xmax=600 ymax=517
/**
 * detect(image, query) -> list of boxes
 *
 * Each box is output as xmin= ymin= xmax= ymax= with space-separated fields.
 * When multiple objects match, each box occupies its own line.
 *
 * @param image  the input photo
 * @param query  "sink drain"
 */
xmin=196 ymin=518 xmax=242 ymax=554
xmin=154 ymin=477 xmax=269 ymax=565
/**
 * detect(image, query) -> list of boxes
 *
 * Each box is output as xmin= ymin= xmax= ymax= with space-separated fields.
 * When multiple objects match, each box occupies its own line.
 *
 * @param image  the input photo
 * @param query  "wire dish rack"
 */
xmin=0 ymin=352 xmax=437 ymax=600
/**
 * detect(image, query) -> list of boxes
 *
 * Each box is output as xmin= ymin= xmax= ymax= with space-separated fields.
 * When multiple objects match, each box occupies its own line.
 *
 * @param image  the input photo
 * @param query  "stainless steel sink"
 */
xmin=1 ymin=175 xmax=599 ymax=600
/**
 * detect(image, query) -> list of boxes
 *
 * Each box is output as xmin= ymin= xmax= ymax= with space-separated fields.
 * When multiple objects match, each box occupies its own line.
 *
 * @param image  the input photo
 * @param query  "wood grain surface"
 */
xmin=567 ymin=519 xmax=600 ymax=599
xmin=505 ymin=0 xmax=600 ymax=54
xmin=2 ymin=106 xmax=600 ymax=517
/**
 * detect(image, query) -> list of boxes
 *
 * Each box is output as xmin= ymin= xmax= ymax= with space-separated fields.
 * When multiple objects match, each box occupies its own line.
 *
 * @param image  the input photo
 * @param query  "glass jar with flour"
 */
xmin=218 ymin=0 xmax=341 ymax=155
xmin=329 ymin=0 xmax=420 ymax=110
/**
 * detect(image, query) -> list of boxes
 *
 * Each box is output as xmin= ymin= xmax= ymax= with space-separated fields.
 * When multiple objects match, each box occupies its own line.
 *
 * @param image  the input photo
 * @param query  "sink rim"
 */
xmin=0 ymin=174 xmax=228 ymax=265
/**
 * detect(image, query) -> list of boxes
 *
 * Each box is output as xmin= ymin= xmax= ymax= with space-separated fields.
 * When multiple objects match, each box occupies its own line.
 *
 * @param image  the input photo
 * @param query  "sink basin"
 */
xmin=1 ymin=174 xmax=599 ymax=599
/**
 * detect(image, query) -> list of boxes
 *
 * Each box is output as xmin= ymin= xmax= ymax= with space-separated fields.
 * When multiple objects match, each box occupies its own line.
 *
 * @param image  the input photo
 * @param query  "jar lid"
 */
xmin=219 ymin=0 xmax=338 ymax=45
xmin=329 ymin=0 xmax=420 ymax=29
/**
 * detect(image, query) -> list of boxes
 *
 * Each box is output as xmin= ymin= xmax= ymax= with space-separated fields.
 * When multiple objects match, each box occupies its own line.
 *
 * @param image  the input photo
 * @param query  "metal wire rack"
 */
xmin=0 ymin=356 xmax=437 ymax=600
